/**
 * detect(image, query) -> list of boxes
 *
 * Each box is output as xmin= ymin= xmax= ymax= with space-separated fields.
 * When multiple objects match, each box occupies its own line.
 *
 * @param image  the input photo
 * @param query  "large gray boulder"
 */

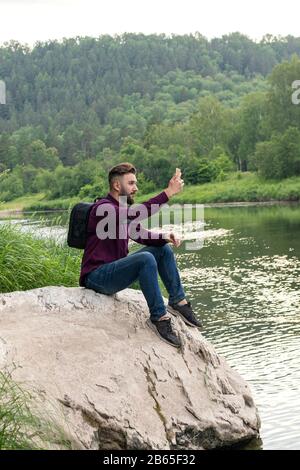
xmin=0 ymin=286 xmax=260 ymax=449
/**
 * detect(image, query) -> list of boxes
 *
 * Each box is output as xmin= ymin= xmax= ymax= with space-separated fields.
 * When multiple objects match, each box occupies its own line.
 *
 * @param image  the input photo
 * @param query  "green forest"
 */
xmin=1 ymin=32 xmax=300 ymax=204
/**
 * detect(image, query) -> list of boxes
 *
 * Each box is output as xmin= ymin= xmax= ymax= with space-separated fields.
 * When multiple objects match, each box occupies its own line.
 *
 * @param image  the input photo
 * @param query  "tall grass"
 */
xmin=0 ymin=370 xmax=71 ymax=449
xmin=0 ymin=223 xmax=81 ymax=293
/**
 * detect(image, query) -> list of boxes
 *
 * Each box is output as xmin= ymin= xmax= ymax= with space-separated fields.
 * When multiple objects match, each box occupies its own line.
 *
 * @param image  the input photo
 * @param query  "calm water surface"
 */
xmin=1 ymin=202 xmax=299 ymax=449
xmin=175 ymin=203 xmax=300 ymax=450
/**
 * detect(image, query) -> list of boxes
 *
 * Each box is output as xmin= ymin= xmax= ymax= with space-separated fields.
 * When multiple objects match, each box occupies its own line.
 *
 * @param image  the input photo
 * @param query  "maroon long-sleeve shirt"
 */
xmin=79 ymin=191 xmax=169 ymax=286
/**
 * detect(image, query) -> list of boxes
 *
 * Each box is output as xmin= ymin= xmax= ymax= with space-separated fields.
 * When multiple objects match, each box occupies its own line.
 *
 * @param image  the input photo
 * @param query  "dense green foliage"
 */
xmin=1 ymin=33 xmax=300 ymax=202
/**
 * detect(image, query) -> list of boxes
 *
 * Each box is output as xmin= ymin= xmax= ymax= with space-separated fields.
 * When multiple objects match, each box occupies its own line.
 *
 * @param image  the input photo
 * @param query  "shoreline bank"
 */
xmin=1 ymin=198 xmax=299 ymax=218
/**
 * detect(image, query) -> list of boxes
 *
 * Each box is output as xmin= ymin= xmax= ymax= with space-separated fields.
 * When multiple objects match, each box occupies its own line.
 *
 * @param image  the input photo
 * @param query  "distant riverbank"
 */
xmin=1 ymin=172 xmax=300 ymax=213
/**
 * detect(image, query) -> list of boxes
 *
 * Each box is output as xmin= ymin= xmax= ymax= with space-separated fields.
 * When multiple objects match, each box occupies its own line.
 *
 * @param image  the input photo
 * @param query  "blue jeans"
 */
xmin=85 ymin=244 xmax=186 ymax=321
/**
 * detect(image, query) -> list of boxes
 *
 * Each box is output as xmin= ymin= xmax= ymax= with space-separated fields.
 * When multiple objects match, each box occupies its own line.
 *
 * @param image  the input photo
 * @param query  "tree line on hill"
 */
xmin=0 ymin=32 xmax=300 ymax=201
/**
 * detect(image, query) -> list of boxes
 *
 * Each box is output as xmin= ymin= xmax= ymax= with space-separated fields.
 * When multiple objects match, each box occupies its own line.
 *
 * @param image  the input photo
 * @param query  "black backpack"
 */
xmin=67 ymin=198 xmax=102 ymax=249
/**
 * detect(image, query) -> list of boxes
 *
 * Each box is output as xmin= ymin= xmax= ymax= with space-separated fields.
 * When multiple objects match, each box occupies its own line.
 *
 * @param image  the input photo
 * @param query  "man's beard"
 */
xmin=126 ymin=194 xmax=135 ymax=205
xmin=119 ymin=188 xmax=135 ymax=206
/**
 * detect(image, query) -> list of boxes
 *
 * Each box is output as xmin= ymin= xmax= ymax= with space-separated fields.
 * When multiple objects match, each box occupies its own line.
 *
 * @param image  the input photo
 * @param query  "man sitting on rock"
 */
xmin=79 ymin=162 xmax=202 ymax=348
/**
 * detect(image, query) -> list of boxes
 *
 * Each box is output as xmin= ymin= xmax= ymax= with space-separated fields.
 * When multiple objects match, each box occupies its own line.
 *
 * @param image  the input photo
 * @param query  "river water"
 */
xmin=176 ymin=203 xmax=300 ymax=450
xmin=1 ymin=202 xmax=300 ymax=449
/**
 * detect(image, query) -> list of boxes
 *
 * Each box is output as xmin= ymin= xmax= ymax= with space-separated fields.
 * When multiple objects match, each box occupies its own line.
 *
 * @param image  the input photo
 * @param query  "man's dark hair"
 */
xmin=108 ymin=162 xmax=136 ymax=189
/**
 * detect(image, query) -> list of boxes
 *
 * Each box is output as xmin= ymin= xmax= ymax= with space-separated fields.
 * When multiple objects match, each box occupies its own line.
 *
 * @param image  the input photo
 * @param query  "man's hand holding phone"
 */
xmin=164 ymin=167 xmax=184 ymax=198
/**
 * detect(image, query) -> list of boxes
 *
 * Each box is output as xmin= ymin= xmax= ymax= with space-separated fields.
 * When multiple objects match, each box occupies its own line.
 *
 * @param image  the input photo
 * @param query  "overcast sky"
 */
xmin=0 ymin=0 xmax=299 ymax=46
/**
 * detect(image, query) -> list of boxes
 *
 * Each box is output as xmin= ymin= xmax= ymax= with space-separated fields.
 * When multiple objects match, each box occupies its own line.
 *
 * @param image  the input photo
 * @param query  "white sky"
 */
xmin=0 ymin=0 xmax=299 ymax=46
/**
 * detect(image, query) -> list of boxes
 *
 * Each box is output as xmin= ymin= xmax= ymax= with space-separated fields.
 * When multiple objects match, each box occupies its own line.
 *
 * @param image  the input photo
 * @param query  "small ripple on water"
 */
xmin=181 ymin=255 xmax=300 ymax=322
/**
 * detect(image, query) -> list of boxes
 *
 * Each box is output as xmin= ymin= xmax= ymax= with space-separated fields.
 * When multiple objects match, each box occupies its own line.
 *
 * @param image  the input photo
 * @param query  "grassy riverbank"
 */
xmin=0 ymin=193 xmax=46 ymax=211
xmin=0 ymin=221 xmax=166 ymax=295
xmin=1 ymin=172 xmax=299 ymax=213
xmin=137 ymin=173 xmax=300 ymax=205
xmin=0 ymin=224 xmax=81 ymax=293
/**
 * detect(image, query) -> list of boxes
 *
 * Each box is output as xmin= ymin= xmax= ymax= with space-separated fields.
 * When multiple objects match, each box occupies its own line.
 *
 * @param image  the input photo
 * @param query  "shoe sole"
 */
xmin=167 ymin=305 xmax=203 ymax=329
xmin=146 ymin=319 xmax=181 ymax=348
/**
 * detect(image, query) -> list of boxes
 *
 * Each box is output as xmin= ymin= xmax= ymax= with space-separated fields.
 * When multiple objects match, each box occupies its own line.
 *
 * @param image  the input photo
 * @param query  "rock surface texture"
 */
xmin=0 ymin=286 xmax=260 ymax=449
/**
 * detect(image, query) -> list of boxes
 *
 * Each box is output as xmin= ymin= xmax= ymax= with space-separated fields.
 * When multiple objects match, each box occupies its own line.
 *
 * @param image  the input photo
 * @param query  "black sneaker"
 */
xmin=167 ymin=301 xmax=203 ymax=328
xmin=146 ymin=318 xmax=181 ymax=348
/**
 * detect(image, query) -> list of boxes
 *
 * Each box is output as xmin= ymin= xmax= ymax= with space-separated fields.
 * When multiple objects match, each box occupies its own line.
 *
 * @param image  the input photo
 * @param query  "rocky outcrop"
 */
xmin=0 ymin=286 xmax=260 ymax=449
